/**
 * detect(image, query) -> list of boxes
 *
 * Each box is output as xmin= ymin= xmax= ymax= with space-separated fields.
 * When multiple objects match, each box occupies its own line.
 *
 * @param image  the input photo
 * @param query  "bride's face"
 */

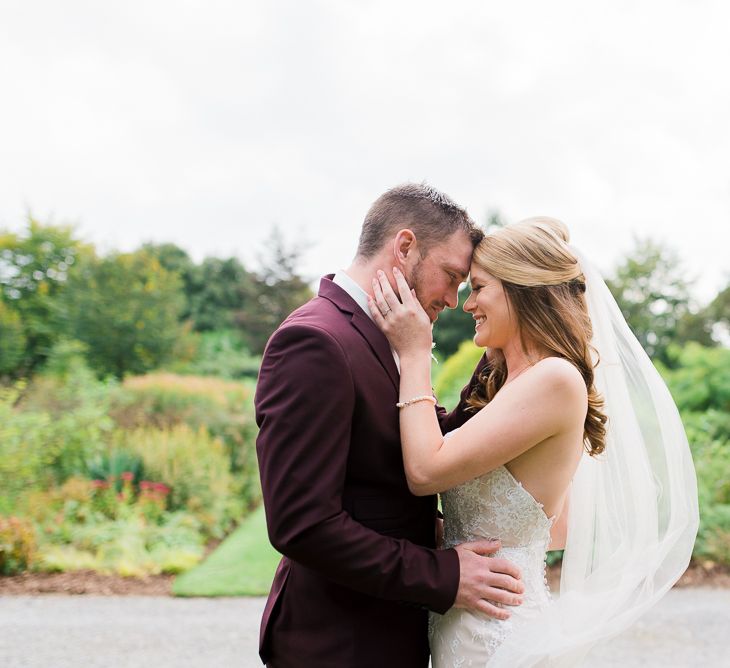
xmin=463 ymin=264 xmax=518 ymax=348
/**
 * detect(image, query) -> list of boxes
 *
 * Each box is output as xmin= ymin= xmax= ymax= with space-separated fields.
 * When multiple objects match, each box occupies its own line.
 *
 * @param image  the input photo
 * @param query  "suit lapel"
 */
xmin=318 ymin=275 xmax=400 ymax=392
xmin=349 ymin=310 xmax=400 ymax=391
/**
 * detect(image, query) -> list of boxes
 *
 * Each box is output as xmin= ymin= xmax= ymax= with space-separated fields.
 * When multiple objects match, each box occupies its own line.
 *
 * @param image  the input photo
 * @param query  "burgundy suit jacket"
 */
xmin=255 ymin=276 xmax=486 ymax=668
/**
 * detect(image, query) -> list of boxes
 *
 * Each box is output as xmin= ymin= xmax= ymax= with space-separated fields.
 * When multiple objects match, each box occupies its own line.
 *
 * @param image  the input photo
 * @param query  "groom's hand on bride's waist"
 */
xmin=453 ymin=539 xmax=524 ymax=620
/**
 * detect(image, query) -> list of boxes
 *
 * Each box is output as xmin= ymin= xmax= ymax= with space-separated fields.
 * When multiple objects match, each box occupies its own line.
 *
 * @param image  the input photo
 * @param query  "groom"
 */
xmin=255 ymin=183 xmax=524 ymax=668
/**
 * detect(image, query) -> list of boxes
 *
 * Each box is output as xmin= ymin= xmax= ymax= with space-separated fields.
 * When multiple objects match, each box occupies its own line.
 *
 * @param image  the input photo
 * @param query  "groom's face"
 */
xmin=406 ymin=231 xmax=474 ymax=323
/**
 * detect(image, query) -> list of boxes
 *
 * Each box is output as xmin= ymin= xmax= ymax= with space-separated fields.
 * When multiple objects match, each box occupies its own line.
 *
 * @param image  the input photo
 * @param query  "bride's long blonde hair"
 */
xmin=467 ymin=217 xmax=607 ymax=456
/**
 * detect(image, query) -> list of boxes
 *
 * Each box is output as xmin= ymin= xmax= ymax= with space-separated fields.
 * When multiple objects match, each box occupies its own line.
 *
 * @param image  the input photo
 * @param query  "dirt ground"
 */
xmin=1 ymin=561 xmax=728 ymax=597
xmin=0 ymin=571 xmax=175 ymax=596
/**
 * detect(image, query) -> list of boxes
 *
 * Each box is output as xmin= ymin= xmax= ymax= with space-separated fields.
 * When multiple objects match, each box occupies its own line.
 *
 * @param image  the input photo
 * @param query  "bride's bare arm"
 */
xmin=397 ymin=354 xmax=584 ymax=495
xmin=370 ymin=268 xmax=586 ymax=496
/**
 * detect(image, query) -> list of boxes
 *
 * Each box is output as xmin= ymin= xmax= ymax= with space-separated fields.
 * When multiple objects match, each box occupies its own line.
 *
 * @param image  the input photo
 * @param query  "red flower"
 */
xmin=91 ymin=480 xmax=110 ymax=490
xmin=153 ymin=483 xmax=170 ymax=495
xmin=120 ymin=472 xmax=135 ymax=482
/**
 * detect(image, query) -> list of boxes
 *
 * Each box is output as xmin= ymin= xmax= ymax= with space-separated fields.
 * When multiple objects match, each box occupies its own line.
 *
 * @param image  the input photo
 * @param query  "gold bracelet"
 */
xmin=396 ymin=395 xmax=437 ymax=409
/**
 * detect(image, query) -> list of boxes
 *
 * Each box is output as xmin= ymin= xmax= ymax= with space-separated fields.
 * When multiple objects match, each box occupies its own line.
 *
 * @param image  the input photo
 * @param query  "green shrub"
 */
xmin=12 ymin=351 xmax=116 ymax=483
xmin=0 ymin=385 xmax=59 ymax=506
xmin=0 ymin=516 xmax=36 ymax=574
xmin=658 ymin=343 xmax=730 ymax=413
xmin=691 ymin=439 xmax=730 ymax=564
xmin=37 ymin=514 xmax=205 ymax=576
xmin=1 ymin=356 xmax=260 ymax=576
xmin=0 ymin=300 xmax=26 ymax=375
xmin=121 ymin=425 xmax=240 ymax=538
xmin=654 ymin=344 xmax=730 ymax=564
xmin=111 ymin=372 xmax=260 ymax=506
xmin=86 ymin=450 xmax=145 ymax=491
xmin=434 ymin=341 xmax=484 ymax=410
xmin=38 ymin=546 xmax=98 ymax=573
xmin=40 ymin=338 xmax=93 ymax=380
xmin=165 ymin=329 xmax=261 ymax=380
xmin=25 ymin=476 xmax=206 ymax=576
xmin=681 ymin=410 xmax=730 ymax=447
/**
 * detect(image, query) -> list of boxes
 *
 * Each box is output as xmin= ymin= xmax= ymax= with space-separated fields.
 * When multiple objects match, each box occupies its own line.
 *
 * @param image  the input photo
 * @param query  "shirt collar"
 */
xmin=333 ymin=269 xmax=374 ymax=322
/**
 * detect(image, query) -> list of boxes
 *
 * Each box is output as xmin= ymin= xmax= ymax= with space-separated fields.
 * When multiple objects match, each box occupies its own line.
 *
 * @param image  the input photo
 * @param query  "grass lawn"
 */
xmin=172 ymin=504 xmax=280 ymax=597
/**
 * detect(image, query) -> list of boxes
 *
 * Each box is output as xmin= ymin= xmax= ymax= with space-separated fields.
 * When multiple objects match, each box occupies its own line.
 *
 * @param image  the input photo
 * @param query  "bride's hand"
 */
xmin=368 ymin=267 xmax=432 ymax=359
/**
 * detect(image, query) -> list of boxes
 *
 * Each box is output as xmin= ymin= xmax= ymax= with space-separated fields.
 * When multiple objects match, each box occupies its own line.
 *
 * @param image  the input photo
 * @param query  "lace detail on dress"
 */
xmin=429 ymin=465 xmax=554 ymax=667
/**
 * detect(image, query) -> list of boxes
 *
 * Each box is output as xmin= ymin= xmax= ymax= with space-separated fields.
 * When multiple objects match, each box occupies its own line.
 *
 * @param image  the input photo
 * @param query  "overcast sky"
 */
xmin=1 ymin=0 xmax=728 ymax=302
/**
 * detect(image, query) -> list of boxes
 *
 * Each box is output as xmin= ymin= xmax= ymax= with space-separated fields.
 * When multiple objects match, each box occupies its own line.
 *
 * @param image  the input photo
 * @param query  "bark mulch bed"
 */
xmin=1 ymin=562 xmax=727 ymax=597
xmin=546 ymin=561 xmax=730 ymax=591
xmin=0 ymin=571 xmax=174 ymax=596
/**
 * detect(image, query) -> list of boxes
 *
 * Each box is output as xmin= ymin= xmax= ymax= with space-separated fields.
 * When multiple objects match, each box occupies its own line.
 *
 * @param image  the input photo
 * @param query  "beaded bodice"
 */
xmin=441 ymin=465 xmax=554 ymax=550
xmin=430 ymin=464 xmax=555 ymax=667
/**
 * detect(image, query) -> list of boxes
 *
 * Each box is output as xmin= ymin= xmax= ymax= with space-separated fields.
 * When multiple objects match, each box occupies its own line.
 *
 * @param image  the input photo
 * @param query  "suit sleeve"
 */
xmin=436 ymin=353 xmax=489 ymax=434
xmin=255 ymin=323 xmax=459 ymax=613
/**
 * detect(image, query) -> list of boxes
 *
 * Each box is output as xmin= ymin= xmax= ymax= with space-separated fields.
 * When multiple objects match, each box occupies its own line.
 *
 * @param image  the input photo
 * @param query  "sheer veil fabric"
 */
xmin=489 ymin=247 xmax=700 ymax=667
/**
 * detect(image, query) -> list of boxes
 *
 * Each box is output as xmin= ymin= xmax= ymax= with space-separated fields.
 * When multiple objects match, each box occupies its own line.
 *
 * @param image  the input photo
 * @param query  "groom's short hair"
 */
xmin=356 ymin=182 xmax=483 ymax=259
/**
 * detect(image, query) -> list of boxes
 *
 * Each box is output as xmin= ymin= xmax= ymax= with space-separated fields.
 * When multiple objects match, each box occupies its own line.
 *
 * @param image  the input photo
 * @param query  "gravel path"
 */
xmin=1 ymin=589 xmax=728 ymax=667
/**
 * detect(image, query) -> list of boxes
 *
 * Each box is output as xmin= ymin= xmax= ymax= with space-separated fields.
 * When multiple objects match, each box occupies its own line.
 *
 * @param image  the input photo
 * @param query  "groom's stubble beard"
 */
xmin=407 ymin=258 xmax=444 ymax=323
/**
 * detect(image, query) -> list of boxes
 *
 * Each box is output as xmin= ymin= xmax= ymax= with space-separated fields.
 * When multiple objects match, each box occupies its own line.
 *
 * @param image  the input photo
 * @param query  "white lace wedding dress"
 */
xmin=429 ymin=464 xmax=555 ymax=667
xmin=427 ymin=243 xmax=699 ymax=666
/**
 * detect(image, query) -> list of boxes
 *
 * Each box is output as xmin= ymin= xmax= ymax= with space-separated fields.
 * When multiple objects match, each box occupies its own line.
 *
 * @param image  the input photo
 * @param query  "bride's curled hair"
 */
xmin=467 ymin=217 xmax=607 ymax=456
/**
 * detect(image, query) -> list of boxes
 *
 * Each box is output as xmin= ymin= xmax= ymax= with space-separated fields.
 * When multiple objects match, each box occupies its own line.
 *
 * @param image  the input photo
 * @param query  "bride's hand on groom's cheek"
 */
xmin=368 ymin=267 xmax=432 ymax=357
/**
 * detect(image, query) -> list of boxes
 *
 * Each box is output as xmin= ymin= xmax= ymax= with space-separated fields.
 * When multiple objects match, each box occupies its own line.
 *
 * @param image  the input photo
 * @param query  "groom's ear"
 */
xmin=392 ymin=229 xmax=418 ymax=266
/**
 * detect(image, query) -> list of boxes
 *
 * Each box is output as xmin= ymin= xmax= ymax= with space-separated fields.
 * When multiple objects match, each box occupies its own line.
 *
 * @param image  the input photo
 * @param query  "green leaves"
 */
xmin=432 ymin=284 xmax=477 ymax=358
xmin=58 ymin=251 xmax=186 ymax=378
xmin=606 ymin=237 xmax=712 ymax=365
xmin=0 ymin=216 xmax=91 ymax=373
xmin=659 ymin=343 xmax=730 ymax=414
xmin=0 ymin=300 xmax=26 ymax=374
xmin=433 ymin=340 xmax=484 ymax=411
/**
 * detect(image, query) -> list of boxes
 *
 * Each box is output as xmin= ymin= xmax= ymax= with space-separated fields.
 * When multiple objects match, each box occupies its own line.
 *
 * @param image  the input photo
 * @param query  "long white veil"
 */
xmin=490 ymin=248 xmax=699 ymax=666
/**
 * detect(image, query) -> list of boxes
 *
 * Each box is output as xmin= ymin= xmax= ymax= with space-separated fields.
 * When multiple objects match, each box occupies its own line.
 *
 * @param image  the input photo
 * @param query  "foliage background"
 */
xmin=1 ymin=216 xmax=728 ymax=579
xmin=0 ymin=219 xmax=309 ymax=576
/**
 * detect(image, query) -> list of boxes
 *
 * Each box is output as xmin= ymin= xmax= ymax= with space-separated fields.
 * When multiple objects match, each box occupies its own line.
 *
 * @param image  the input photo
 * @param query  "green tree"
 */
xmin=58 ymin=250 xmax=186 ymax=377
xmin=0 ymin=299 xmax=26 ymax=375
xmin=675 ymin=310 xmax=715 ymax=349
xmin=186 ymin=257 xmax=254 ymax=331
xmin=433 ymin=286 xmax=476 ymax=358
xmin=433 ymin=340 xmax=484 ymax=410
xmin=485 ymin=210 xmax=507 ymax=232
xmin=239 ymin=227 xmax=313 ymax=354
xmin=606 ymin=238 xmax=702 ymax=364
xmin=140 ymin=242 xmax=195 ymax=280
xmin=0 ymin=217 xmax=90 ymax=369
xmin=142 ymin=243 xmax=255 ymax=333
xmin=659 ymin=343 xmax=730 ymax=415
xmin=706 ymin=280 xmax=730 ymax=343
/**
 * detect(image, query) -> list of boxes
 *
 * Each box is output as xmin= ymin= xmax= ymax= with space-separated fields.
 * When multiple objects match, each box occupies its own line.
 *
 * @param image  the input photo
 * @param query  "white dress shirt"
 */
xmin=333 ymin=269 xmax=400 ymax=372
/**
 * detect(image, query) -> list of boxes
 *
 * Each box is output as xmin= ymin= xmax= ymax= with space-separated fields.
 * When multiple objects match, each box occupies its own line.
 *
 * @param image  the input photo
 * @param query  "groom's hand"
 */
xmin=453 ymin=539 xmax=524 ymax=620
xmin=435 ymin=517 xmax=444 ymax=549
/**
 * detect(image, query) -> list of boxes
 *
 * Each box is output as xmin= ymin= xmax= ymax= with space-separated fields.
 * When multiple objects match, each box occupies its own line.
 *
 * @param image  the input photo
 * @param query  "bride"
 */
xmin=368 ymin=218 xmax=699 ymax=667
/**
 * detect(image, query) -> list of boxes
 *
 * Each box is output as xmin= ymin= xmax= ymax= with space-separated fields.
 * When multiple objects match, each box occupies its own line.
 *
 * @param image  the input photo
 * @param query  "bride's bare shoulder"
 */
xmin=531 ymin=357 xmax=587 ymax=402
